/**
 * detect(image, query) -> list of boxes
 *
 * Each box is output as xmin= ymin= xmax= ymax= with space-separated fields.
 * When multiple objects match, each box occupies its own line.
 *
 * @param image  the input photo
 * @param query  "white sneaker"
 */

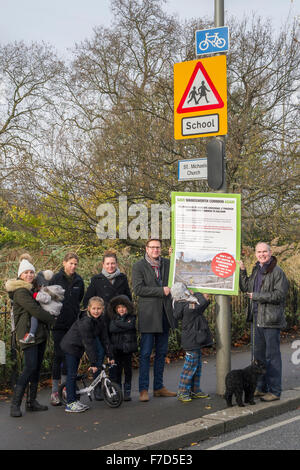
xmin=65 ymin=401 xmax=89 ymax=413
xmin=77 ymin=401 xmax=89 ymax=411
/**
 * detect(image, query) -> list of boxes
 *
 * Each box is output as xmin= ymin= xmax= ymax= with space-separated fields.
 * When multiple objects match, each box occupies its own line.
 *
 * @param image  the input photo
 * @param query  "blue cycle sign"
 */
xmin=196 ymin=26 xmax=229 ymax=56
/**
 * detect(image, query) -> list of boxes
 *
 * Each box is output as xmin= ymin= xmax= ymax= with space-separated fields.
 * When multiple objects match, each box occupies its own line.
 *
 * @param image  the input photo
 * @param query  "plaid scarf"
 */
xmin=145 ymin=253 xmax=161 ymax=281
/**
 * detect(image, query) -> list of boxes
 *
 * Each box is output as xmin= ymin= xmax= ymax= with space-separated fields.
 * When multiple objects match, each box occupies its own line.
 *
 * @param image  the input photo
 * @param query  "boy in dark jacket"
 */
xmin=171 ymin=283 xmax=213 ymax=403
xmin=107 ymin=295 xmax=137 ymax=401
xmin=60 ymin=296 xmax=114 ymax=412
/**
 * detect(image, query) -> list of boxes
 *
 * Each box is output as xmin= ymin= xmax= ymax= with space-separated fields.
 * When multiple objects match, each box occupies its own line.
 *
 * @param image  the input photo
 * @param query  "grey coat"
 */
xmin=132 ymin=258 xmax=176 ymax=333
xmin=239 ymin=256 xmax=289 ymax=329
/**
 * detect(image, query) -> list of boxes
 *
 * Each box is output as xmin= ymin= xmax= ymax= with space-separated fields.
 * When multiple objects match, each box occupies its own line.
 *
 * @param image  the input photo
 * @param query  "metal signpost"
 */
xmin=173 ymin=0 xmax=232 ymax=395
xmin=213 ymin=0 xmax=231 ymax=396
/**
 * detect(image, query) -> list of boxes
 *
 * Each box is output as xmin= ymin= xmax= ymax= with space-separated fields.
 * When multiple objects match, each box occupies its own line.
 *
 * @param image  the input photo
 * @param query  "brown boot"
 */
xmin=139 ymin=390 xmax=149 ymax=402
xmin=260 ymin=393 xmax=280 ymax=402
xmin=154 ymin=387 xmax=177 ymax=397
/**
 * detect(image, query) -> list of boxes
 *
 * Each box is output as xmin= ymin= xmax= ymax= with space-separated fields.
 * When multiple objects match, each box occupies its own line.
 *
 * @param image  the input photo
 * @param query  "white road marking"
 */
xmin=206 ymin=414 xmax=300 ymax=450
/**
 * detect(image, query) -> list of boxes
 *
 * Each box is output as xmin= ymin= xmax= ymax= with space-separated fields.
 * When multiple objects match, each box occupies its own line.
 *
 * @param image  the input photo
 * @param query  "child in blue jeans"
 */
xmin=60 ymin=297 xmax=114 ymax=412
xmin=171 ymin=282 xmax=213 ymax=403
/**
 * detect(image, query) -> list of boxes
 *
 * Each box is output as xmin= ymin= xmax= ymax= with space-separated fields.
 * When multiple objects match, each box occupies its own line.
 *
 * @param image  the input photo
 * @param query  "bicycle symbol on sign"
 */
xmin=199 ymin=32 xmax=226 ymax=51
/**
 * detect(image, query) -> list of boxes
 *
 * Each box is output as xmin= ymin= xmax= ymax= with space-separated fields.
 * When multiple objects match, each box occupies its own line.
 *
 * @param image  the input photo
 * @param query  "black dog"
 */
xmin=224 ymin=359 xmax=266 ymax=407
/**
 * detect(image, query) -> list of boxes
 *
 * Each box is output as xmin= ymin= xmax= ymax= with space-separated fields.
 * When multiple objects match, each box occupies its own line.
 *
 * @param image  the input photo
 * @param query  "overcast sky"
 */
xmin=0 ymin=0 xmax=299 ymax=56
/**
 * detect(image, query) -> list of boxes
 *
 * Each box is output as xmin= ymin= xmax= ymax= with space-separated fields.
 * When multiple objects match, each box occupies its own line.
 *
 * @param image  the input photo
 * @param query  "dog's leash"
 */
xmin=250 ymin=270 xmax=267 ymax=362
xmin=251 ymin=308 xmax=255 ymax=362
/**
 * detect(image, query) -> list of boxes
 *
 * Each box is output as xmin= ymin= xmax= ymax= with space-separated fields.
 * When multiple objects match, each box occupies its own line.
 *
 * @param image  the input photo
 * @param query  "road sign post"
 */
xmin=212 ymin=0 xmax=231 ymax=397
xmin=174 ymin=0 xmax=232 ymax=396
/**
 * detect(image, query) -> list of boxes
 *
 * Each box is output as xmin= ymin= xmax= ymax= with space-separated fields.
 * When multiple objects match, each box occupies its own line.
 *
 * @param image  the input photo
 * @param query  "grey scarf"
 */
xmin=102 ymin=267 xmax=121 ymax=284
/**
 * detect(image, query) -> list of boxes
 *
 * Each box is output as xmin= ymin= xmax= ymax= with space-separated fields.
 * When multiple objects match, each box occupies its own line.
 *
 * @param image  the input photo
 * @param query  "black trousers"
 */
xmin=52 ymin=330 xmax=67 ymax=380
xmin=17 ymin=341 xmax=46 ymax=388
xmin=111 ymin=352 xmax=133 ymax=392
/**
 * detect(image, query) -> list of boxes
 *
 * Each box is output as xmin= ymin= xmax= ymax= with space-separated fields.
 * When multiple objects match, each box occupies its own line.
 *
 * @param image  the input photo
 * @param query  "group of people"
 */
xmin=5 ymin=239 xmax=289 ymax=417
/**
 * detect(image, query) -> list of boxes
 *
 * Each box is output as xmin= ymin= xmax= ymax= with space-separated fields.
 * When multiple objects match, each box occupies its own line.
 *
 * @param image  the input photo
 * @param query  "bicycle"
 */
xmin=199 ymin=32 xmax=226 ymax=51
xmin=58 ymin=364 xmax=123 ymax=408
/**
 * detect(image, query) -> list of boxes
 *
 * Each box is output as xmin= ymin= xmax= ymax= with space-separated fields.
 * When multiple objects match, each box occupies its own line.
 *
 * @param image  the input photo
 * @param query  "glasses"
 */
xmin=147 ymin=246 xmax=161 ymax=250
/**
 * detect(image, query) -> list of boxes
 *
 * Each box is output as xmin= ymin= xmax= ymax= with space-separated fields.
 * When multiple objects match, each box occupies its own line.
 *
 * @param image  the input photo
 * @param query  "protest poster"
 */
xmin=168 ymin=192 xmax=241 ymax=295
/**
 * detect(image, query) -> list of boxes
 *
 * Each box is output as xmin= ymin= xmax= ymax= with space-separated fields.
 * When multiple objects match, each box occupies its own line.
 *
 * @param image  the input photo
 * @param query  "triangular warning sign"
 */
xmin=177 ymin=61 xmax=224 ymax=114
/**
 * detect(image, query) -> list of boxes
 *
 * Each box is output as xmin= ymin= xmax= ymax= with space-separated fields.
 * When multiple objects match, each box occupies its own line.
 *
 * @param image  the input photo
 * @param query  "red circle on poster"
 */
xmin=211 ymin=253 xmax=236 ymax=278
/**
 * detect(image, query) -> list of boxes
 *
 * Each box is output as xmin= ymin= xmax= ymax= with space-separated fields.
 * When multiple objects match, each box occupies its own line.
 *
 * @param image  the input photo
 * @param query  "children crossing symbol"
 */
xmin=177 ymin=61 xmax=224 ymax=114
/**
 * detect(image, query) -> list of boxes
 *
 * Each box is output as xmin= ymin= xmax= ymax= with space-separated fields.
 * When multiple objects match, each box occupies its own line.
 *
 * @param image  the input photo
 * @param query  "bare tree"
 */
xmin=0 ymin=41 xmax=64 ymax=189
xmin=1 ymin=2 xmax=299 ymax=247
xmin=226 ymin=15 xmax=300 ymax=242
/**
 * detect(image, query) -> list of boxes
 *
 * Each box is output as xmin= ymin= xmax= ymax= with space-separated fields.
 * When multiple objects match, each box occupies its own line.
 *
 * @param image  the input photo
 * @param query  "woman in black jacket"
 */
xmin=49 ymin=252 xmax=84 ymax=405
xmin=83 ymin=252 xmax=132 ymax=399
xmin=83 ymin=252 xmax=132 ymax=307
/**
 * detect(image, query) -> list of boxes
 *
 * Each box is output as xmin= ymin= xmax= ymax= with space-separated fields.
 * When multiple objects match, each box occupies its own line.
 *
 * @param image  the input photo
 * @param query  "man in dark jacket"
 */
xmin=132 ymin=239 xmax=177 ymax=402
xmin=239 ymin=242 xmax=289 ymax=402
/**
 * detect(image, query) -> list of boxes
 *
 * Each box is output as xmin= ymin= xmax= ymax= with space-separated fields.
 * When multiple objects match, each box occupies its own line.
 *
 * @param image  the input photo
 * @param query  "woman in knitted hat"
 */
xmin=5 ymin=254 xmax=56 ymax=417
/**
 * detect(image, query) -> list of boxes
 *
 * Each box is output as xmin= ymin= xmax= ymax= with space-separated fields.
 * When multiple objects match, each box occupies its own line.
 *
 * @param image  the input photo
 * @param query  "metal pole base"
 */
xmin=215 ymin=294 xmax=231 ymax=395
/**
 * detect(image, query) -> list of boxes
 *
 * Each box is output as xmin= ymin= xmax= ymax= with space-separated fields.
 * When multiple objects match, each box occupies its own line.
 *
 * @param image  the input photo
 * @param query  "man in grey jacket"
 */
xmin=239 ymin=242 xmax=289 ymax=402
xmin=132 ymin=239 xmax=177 ymax=402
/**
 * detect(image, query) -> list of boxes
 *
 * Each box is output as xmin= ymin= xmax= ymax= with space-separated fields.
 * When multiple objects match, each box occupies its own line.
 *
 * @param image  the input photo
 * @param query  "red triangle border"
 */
xmin=177 ymin=61 xmax=224 ymax=114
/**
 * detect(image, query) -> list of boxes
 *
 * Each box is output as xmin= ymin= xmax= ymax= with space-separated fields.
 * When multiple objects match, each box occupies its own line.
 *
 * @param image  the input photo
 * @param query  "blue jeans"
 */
xmin=65 ymin=353 xmax=80 ymax=404
xmin=252 ymin=322 xmax=282 ymax=397
xmin=139 ymin=314 xmax=169 ymax=392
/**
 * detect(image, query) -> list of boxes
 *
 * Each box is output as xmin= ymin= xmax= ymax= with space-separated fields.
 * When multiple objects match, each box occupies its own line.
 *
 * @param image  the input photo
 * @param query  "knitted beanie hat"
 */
xmin=18 ymin=253 xmax=35 ymax=278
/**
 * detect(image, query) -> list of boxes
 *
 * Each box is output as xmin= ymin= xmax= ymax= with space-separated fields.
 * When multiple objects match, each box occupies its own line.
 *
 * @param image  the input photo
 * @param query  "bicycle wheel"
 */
xmin=101 ymin=379 xmax=123 ymax=408
xmin=58 ymin=381 xmax=80 ymax=406
xmin=216 ymin=37 xmax=226 ymax=48
xmin=199 ymin=40 xmax=209 ymax=51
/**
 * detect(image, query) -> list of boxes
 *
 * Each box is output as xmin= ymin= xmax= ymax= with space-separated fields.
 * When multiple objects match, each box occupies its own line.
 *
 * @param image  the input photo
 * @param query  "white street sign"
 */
xmin=178 ymin=158 xmax=207 ymax=181
xmin=182 ymin=114 xmax=219 ymax=136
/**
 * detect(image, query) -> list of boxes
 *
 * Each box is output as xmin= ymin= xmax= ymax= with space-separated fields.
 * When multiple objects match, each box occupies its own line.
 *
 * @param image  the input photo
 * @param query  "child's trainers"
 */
xmin=177 ymin=392 xmax=192 ymax=403
xmin=191 ymin=391 xmax=209 ymax=399
xmin=50 ymin=392 xmax=61 ymax=406
xmin=19 ymin=333 xmax=35 ymax=344
xmin=65 ymin=401 xmax=89 ymax=413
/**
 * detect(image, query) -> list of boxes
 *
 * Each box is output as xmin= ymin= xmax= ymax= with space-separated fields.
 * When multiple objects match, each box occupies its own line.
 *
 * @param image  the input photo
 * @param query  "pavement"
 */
xmin=0 ymin=340 xmax=300 ymax=451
